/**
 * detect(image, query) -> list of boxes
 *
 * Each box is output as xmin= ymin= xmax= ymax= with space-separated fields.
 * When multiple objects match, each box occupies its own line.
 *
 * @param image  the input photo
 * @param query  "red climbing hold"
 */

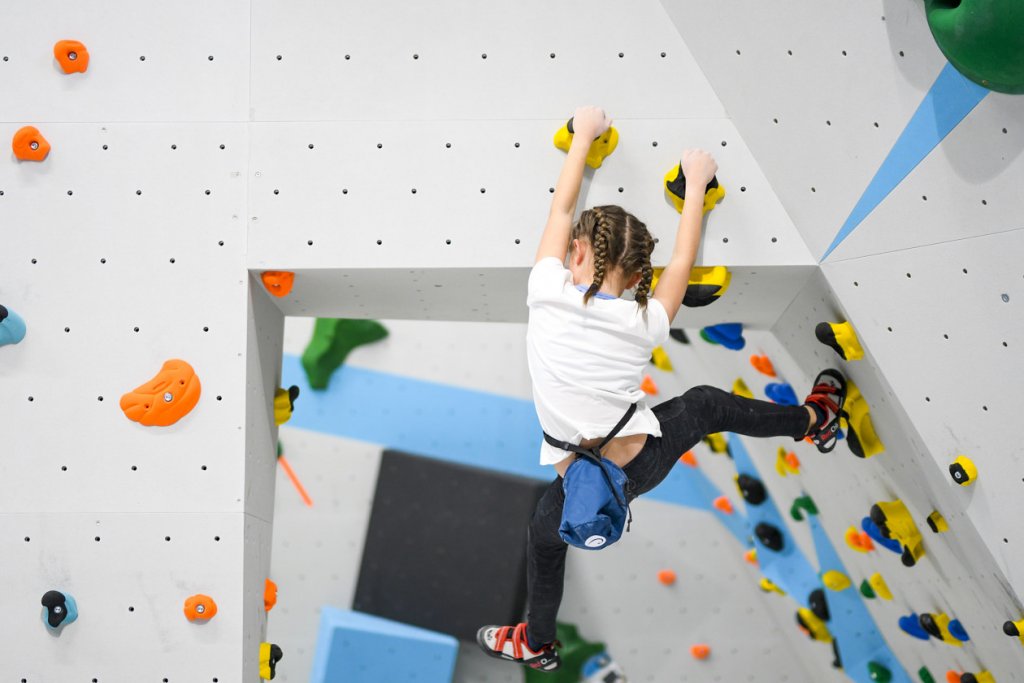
xmin=12 ymin=126 xmax=50 ymax=161
xmin=54 ymin=40 xmax=89 ymax=73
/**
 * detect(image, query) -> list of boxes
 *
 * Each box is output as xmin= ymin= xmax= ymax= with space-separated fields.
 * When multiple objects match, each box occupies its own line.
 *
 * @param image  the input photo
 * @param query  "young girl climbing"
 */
xmin=477 ymin=105 xmax=846 ymax=672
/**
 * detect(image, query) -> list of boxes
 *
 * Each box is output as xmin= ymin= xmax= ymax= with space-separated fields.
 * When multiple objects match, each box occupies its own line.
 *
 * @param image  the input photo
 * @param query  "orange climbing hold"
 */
xmin=264 ymin=579 xmax=278 ymax=612
xmin=183 ymin=594 xmax=218 ymax=621
xmin=640 ymin=375 xmax=658 ymax=395
xmin=120 ymin=359 xmax=201 ymax=427
xmin=946 ymin=672 xmax=962 ymax=683
xmin=743 ymin=548 xmax=758 ymax=565
xmin=749 ymin=354 xmax=777 ymax=377
xmin=12 ymin=126 xmax=50 ymax=162
xmin=53 ymin=40 xmax=89 ymax=73
xmin=657 ymin=569 xmax=677 ymax=586
xmin=690 ymin=644 xmax=711 ymax=660
xmin=262 ymin=271 xmax=295 ymax=298
xmin=679 ymin=451 xmax=698 ymax=467
xmin=786 ymin=452 xmax=801 ymax=471
xmin=713 ymin=496 xmax=734 ymax=515
xmin=844 ymin=526 xmax=875 ymax=553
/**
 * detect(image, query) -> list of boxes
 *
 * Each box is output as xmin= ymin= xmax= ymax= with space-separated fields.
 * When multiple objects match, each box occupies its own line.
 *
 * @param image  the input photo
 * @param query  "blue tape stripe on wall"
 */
xmin=282 ymin=354 xmax=721 ymax=513
xmin=821 ymin=62 xmax=989 ymax=261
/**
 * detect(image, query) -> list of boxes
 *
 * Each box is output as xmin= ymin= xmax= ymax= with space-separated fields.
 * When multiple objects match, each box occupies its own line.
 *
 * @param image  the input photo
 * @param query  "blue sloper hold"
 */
xmin=702 ymin=323 xmax=746 ymax=350
xmin=898 ymin=614 xmax=931 ymax=641
xmin=948 ymin=620 xmax=970 ymax=643
xmin=808 ymin=514 xmax=912 ymax=683
xmin=861 ymin=516 xmax=903 ymax=555
xmin=765 ymin=383 xmax=799 ymax=406
xmin=822 ymin=62 xmax=989 ymax=261
xmin=727 ymin=434 xmax=820 ymax=606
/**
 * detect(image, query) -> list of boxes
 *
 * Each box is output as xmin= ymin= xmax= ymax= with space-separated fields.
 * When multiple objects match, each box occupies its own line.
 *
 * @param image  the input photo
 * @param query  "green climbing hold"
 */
xmin=524 ymin=623 xmax=605 ymax=683
xmin=859 ymin=579 xmax=876 ymax=599
xmin=868 ymin=661 xmax=892 ymax=683
xmin=924 ymin=0 xmax=1024 ymax=94
xmin=301 ymin=318 xmax=388 ymax=390
xmin=790 ymin=495 xmax=819 ymax=522
xmin=918 ymin=666 xmax=936 ymax=683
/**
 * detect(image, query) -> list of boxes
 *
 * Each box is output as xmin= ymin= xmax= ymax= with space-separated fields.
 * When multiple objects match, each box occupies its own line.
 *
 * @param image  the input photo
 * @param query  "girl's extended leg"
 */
xmin=524 ymin=478 xmax=568 ymax=647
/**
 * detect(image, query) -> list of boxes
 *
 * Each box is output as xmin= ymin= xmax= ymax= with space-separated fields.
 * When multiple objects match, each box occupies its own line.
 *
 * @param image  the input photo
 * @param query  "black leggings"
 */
xmin=525 ymin=385 xmax=810 ymax=645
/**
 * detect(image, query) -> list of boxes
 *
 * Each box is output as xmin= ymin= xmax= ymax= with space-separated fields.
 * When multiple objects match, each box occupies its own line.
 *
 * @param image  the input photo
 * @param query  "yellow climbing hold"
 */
xmin=815 ymin=320 xmax=865 ymax=361
xmin=868 ymin=573 xmax=892 ymax=601
xmin=704 ymin=432 xmax=728 ymax=454
xmin=822 ymin=570 xmax=851 ymax=592
xmin=845 ymin=380 xmax=885 ymax=458
xmin=651 ymin=346 xmax=674 ymax=372
xmin=759 ymin=577 xmax=785 ymax=595
xmin=775 ymin=446 xmax=800 ymax=476
xmin=553 ymin=118 xmax=618 ymax=169
xmin=732 ymin=377 xmax=753 ymax=399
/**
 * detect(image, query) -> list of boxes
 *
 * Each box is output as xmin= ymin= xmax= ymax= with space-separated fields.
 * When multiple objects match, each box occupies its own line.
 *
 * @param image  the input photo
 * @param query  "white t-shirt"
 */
xmin=526 ymin=257 xmax=671 ymax=466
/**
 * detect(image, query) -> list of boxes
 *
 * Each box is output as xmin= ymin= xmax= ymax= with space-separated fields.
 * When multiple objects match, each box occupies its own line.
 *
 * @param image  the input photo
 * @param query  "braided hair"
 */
xmin=570 ymin=205 xmax=656 ymax=309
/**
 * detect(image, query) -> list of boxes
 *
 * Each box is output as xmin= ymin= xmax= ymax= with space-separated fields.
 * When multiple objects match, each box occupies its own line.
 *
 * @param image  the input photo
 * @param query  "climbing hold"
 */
xmin=927 ymin=510 xmax=949 ymax=533
xmin=0 ymin=304 xmax=27 ymax=346
xmin=553 ymin=117 xmax=619 ymax=169
xmin=703 ymin=432 xmax=728 ymax=454
xmin=121 ymin=359 xmax=201 ymax=427
xmin=700 ymin=323 xmax=745 ymax=350
xmin=669 ymin=328 xmax=690 ymax=344
xmin=1003 ymin=617 xmax=1024 ymax=644
xmin=40 ymin=590 xmax=78 ymax=631
xmin=845 ymin=380 xmax=885 ymax=458
xmin=919 ymin=613 xmax=965 ymax=646
xmin=664 ymin=164 xmax=726 ymax=214
xmin=815 ymin=321 xmax=864 ymax=361
xmin=689 ymin=644 xmax=711 ymax=660
xmin=759 ymin=577 xmax=785 ymax=595
xmin=861 ymin=516 xmax=903 ymax=554
xmin=273 ymin=385 xmax=300 ymax=426
xmin=712 ymin=496 xmax=734 ymax=515
xmin=946 ymin=672 xmax=963 ymax=683
xmin=12 ymin=126 xmax=51 ymax=162
xmin=948 ymin=619 xmax=970 ymax=643
xmin=960 ymin=673 xmax=996 ymax=683
xmin=650 ymin=346 xmax=673 ymax=371
xmin=868 ymin=573 xmax=893 ymax=600
xmin=899 ymin=614 xmax=932 ymax=641
xmin=678 ymin=451 xmax=698 ymax=468
xmin=868 ymin=662 xmax=893 ymax=683
xmin=657 ymin=569 xmax=677 ymax=586
xmin=755 ymin=522 xmax=784 ymax=552
xmin=924 ymin=0 xmax=1024 ymax=94
xmin=183 ymin=594 xmax=218 ymax=622
xmin=736 ymin=474 xmax=766 ymax=505
xmin=919 ymin=667 xmax=937 ymax=683
xmin=259 ymin=642 xmax=284 ymax=680
xmin=640 ymin=375 xmax=658 ymax=395
xmin=790 ymin=495 xmax=818 ymax=521
xmin=775 ymin=447 xmax=800 ymax=476
xmin=765 ymin=382 xmax=799 ymax=406
xmin=683 ymin=266 xmax=731 ymax=308
xmin=822 ymin=571 xmax=851 ymax=592
xmin=743 ymin=548 xmax=758 ymax=565
xmin=749 ymin=354 xmax=777 ymax=377
xmin=808 ymin=588 xmax=830 ymax=621
xmin=53 ymin=40 xmax=89 ymax=73
xmin=301 ymin=318 xmax=389 ymax=390
xmin=844 ymin=526 xmax=876 ymax=553
xmin=870 ymin=500 xmax=925 ymax=567
xmin=860 ymin=580 xmax=876 ymax=599
xmin=949 ymin=454 xmax=977 ymax=486
xmin=796 ymin=608 xmax=833 ymax=642
xmin=264 ymin=579 xmax=278 ymax=611
xmin=732 ymin=377 xmax=753 ymax=399
xmin=261 ymin=271 xmax=295 ymax=298
xmin=581 ymin=652 xmax=627 ymax=683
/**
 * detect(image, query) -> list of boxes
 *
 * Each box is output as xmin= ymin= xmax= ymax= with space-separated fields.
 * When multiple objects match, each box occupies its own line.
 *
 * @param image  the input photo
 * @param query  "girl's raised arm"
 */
xmin=535 ymin=106 xmax=612 ymax=264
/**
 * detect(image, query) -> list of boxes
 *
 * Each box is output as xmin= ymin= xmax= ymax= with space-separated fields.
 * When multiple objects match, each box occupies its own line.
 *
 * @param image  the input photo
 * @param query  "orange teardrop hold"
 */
xmin=657 ymin=569 xmax=677 ymax=586
xmin=183 ymin=594 xmax=218 ymax=621
xmin=678 ymin=451 xmax=698 ymax=467
xmin=54 ymin=40 xmax=89 ymax=73
xmin=743 ymin=548 xmax=758 ymax=565
xmin=712 ymin=496 xmax=734 ymax=515
xmin=262 ymin=271 xmax=295 ymax=298
xmin=12 ymin=126 xmax=51 ymax=162
xmin=946 ymin=672 xmax=962 ymax=683
xmin=640 ymin=374 xmax=658 ymax=395
xmin=785 ymin=451 xmax=801 ymax=471
xmin=690 ymin=644 xmax=711 ymax=660
xmin=264 ymin=578 xmax=278 ymax=611
xmin=749 ymin=354 xmax=777 ymax=377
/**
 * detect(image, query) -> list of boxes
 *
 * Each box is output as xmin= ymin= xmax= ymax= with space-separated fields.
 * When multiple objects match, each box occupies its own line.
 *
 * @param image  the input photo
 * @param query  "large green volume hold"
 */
xmin=925 ymin=0 xmax=1024 ymax=94
xmin=524 ymin=623 xmax=605 ymax=683
xmin=301 ymin=318 xmax=389 ymax=390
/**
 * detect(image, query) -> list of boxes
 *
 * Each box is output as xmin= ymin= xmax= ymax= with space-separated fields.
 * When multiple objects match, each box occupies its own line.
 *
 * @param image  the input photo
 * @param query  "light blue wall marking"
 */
xmin=821 ymin=62 xmax=989 ymax=261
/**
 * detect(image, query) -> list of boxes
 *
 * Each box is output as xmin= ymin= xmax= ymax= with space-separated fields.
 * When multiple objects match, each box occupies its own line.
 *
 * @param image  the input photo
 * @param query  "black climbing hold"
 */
xmin=831 ymin=640 xmax=842 ymax=669
xmin=809 ymin=588 xmax=831 ymax=622
xmin=1003 ymin=620 xmax=1021 ymax=637
xmin=41 ymin=590 xmax=69 ymax=628
xmin=669 ymin=328 xmax=689 ymax=344
xmin=869 ymin=504 xmax=892 ymax=538
xmin=736 ymin=474 xmax=767 ymax=505
xmin=919 ymin=613 xmax=942 ymax=639
xmin=755 ymin=522 xmax=784 ymax=551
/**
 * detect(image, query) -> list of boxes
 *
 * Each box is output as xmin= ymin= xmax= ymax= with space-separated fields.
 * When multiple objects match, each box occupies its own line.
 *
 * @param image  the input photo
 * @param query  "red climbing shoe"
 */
xmin=476 ymin=623 xmax=561 ymax=671
xmin=804 ymin=369 xmax=846 ymax=454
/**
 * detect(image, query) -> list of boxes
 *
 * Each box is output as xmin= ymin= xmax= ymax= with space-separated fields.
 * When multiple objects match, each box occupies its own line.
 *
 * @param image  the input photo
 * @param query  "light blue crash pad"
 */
xmin=310 ymin=607 xmax=458 ymax=683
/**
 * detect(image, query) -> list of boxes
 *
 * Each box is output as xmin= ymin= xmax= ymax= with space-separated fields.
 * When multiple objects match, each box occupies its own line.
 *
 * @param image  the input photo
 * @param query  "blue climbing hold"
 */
xmin=701 ymin=323 xmax=745 ymax=351
xmin=861 ymin=516 xmax=904 ymax=554
xmin=765 ymin=382 xmax=799 ymax=406
xmin=949 ymin=619 xmax=970 ymax=643
xmin=899 ymin=614 xmax=931 ymax=641
xmin=0 ymin=304 xmax=27 ymax=347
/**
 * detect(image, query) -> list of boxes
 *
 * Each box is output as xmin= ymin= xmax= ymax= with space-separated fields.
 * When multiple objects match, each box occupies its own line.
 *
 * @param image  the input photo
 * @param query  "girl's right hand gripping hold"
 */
xmin=570 ymin=105 xmax=612 ymax=141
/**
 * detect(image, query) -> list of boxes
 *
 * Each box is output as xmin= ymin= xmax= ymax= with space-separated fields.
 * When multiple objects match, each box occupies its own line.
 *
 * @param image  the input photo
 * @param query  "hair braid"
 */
xmin=570 ymin=205 xmax=655 ymax=310
xmin=584 ymin=207 xmax=614 ymax=305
